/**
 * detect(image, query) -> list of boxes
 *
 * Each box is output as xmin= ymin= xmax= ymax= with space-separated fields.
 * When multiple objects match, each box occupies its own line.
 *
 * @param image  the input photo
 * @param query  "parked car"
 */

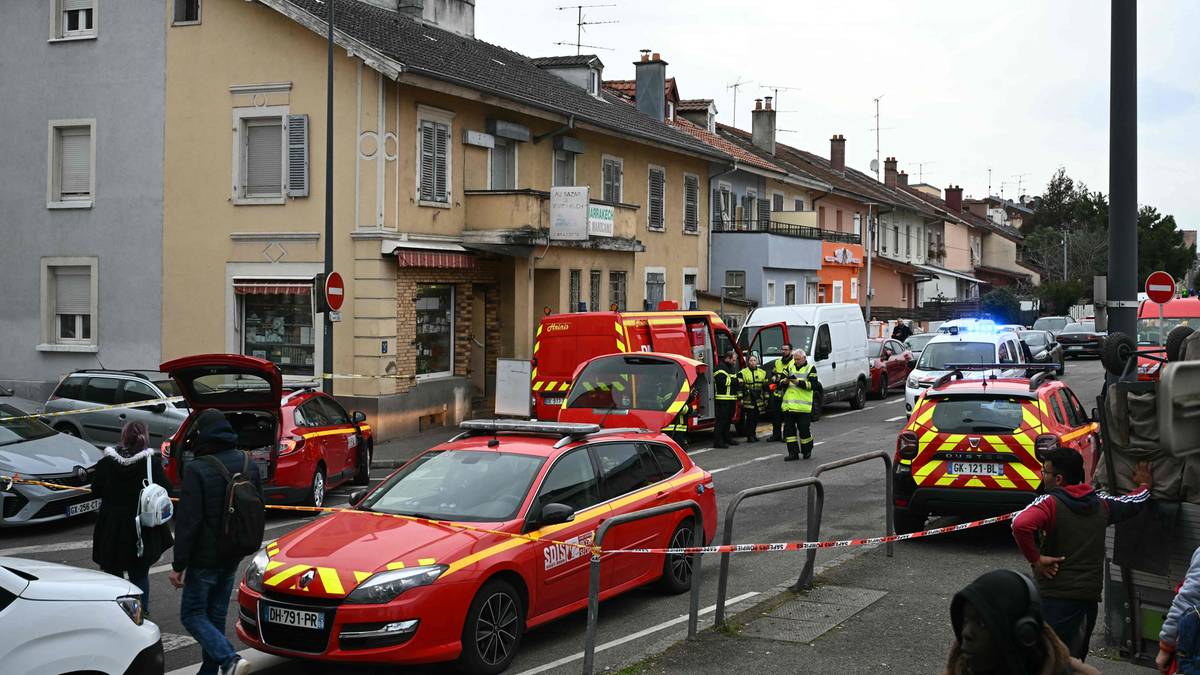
xmin=1019 ymin=330 xmax=1064 ymax=374
xmin=159 ymin=355 xmax=373 ymax=507
xmin=1032 ymin=315 xmax=1071 ymax=338
xmin=0 ymin=557 xmax=163 ymax=674
xmin=1057 ymin=320 xmax=1106 ymax=359
xmin=0 ymin=403 xmax=104 ymax=526
xmin=0 ymin=385 xmax=42 ymax=415
xmin=903 ymin=332 xmax=937 ymax=362
xmin=41 ymin=370 xmax=188 ymax=450
xmin=867 ymin=338 xmax=913 ymax=399
xmin=998 ymin=323 xmax=1027 ymax=333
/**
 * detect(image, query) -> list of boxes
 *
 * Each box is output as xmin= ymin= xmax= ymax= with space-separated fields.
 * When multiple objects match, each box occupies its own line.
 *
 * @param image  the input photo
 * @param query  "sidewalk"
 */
xmin=624 ymin=522 xmax=1152 ymax=675
xmin=370 ymin=426 xmax=460 ymax=468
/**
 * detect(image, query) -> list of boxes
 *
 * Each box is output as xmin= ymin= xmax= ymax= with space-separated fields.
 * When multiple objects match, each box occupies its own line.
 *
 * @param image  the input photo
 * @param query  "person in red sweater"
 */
xmin=1011 ymin=446 xmax=1152 ymax=661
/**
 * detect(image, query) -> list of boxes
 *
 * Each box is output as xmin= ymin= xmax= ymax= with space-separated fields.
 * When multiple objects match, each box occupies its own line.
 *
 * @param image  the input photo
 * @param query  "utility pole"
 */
xmin=727 ymin=78 xmax=751 ymax=128
xmin=872 ymin=95 xmax=884 ymax=181
xmin=1109 ymin=0 xmax=1138 ymax=341
xmin=864 ymin=203 xmax=877 ymax=321
xmin=321 ymin=0 xmax=334 ymax=394
xmin=555 ymin=4 xmax=617 ymax=55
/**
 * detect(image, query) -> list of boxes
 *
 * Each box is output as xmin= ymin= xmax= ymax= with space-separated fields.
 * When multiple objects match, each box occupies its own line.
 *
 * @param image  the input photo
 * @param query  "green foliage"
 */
xmin=979 ymin=288 xmax=1021 ymax=324
xmin=1035 ymin=280 xmax=1088 ymax=315
xmin=1137 ymin=207 xmax=1197 ymax=285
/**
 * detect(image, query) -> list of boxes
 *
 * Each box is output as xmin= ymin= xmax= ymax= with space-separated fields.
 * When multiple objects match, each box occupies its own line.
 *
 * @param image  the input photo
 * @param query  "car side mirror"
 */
xmin=534 ymin=502 xmax=575 ymax=527
xmin=349 ymin=489 xmax=368 ymax=506
xmin=352 ymin=410 xmax=367 ymax=424
xmin=149 ymin=402 xmax=167 ymax=414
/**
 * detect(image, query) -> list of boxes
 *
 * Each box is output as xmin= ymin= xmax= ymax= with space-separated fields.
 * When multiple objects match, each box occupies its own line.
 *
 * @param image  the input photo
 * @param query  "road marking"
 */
xmin=160 ymin=632 xmax=197 ymax=653
xmin=824 ymin=406 xmax=876 ymax=419
xmin=882 ymin=398 xmax=906 ymax=405
xmin=0 ymin=540 xmax=92 ymax=557
xmin=513 ymin=591 xmax=761 ymax=675
xmin=166 ymin=647 xmax=290 ymax=675
xmin=709 ymin=454 xmax=781 ymax=474
xmin=885 ymin=415 xmax=906 ymax=422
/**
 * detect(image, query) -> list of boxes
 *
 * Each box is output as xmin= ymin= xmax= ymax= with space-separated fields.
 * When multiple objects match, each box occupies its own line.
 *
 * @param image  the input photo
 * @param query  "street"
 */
xmin=0 ymin=359 xmax=1111 ymax=674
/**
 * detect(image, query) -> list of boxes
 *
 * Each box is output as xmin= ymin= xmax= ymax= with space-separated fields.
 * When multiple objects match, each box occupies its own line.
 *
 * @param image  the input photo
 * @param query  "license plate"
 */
xmin=265 ymin=604 xmax=325 ymax=630
xmin=67 ymin=499 xmax=100 ymax=517
xmin=947 ymin=462 xmax=1005 ymax=477
xmin=1067 ymin=345 xmax=1083 ymax=350
xmin=543 ymin=397 xmax=564 ymax=406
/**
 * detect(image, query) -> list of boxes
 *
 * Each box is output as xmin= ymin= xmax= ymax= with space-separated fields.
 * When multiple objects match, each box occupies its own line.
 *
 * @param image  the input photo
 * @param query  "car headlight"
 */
xmin=116 ymin=595 xmax=144 ymax=625
xmin=244 ymin=549 xmax=270 ymax=593
xmin=344 ymin=565 xmax=447 ymax=605
xmin=906 ymin=377 xmax=918 ymax=389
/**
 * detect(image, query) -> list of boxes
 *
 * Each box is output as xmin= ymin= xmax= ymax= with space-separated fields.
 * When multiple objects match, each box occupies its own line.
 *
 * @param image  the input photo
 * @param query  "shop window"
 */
xmin=238 ymin=281 xmax=315 ymax=376
xmin=415 ymin=283 xmax=454 ymax=377
xmin=608 ymin=271 xmax=627 ymax=311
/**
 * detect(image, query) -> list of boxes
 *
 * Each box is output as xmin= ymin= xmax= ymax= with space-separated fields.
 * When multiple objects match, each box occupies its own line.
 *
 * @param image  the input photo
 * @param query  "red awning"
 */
xmin=233 ymin=281 xmax=312 ymax=295
xmin=394 ymin=251 xmax=476 ymax=269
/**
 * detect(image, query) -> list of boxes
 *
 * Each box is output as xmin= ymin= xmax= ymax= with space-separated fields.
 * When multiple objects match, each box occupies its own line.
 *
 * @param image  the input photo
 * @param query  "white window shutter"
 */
xmin=434 ymin=122 xmax=449 ymax=202
xmin=54 ymin=267 xmax=91 ymax=315
xmin=419 ymin=121 xmax=436 ymax=201
xmin=59 ymin=127 xmax=91 ymax=197
xmin=285 ymin=114 xmax=309 ymax=197
xmin=245 ymin=120 xmax=283 ymax=196
xmin=62 ymin=0 xmax=93 ymax=10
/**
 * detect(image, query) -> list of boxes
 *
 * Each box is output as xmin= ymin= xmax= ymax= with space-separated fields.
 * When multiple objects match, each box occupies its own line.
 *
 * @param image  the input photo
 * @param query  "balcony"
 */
xmin=711 ymin=217 xmax=861 ymax=245
xmin=463 ymin=189 xmax=641 ymax=251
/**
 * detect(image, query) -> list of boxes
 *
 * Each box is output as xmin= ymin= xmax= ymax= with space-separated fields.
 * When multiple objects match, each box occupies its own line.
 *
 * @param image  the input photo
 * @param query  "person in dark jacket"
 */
xmin=1011 ymin=446 xmax=1152 ymax=661
xmin=944 ymin=569 xmax=1099 ymax=675
xmin=712 ymin=350 xmax=740 ymax=449
xmin=891 ymin=320 xmax=914 ymax=342
xmin=92 ymin=421 xmax=173 ymax=616
xmin=168 ymin=409 xmax=261 ymax=675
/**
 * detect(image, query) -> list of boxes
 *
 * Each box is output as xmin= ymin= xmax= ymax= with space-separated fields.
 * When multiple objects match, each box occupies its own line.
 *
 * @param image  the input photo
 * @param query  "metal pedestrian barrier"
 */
xmin=582 ymin=500 xmax=705 ymax=675
xmin=797 ymin=450 xmax=894 ymax=590
xmin=714 ymin=477 xmax=825 ymax=626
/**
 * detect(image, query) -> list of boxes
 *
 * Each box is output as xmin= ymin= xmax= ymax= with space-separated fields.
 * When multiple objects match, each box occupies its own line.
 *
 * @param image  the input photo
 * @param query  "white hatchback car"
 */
xmin=904 ymin=327 xmax=1029 ymax=412
xmin=0 ymin=557 xmax=163 ymax=674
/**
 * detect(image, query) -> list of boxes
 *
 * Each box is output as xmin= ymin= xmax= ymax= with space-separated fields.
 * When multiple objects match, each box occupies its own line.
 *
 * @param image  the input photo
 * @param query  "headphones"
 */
xmin=1012 ymin=570 xmax=1043 ymax=648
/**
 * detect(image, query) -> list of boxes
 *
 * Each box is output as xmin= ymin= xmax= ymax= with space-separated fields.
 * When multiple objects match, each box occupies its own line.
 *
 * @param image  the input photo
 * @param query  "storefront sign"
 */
xmin=822 ymin=245 xmax=863 ymax=266
xmin=588 ymin=203 xmax=614 ymax=237
xmin=550 ymin=186 xmax=589 ymax=241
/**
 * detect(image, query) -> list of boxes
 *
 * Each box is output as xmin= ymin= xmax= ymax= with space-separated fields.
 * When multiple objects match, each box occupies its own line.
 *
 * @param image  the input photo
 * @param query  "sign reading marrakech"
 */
xmin=824 ymin=246 xmax=862 ymax=266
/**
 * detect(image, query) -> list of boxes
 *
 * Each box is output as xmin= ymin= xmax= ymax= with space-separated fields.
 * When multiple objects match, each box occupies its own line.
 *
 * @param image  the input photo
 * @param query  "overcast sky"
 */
xmin=476 ymin=0 xmax=1199 ymax=231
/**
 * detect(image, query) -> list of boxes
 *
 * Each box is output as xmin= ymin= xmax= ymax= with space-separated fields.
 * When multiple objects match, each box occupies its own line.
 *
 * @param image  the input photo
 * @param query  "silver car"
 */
xmin=41 ymin=370 xmax=187 ymax=450
xmin=0 ymin=403 xmax=104 ymax=526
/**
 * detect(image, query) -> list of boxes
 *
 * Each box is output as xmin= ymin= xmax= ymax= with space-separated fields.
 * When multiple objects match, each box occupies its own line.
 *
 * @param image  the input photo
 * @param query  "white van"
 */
xmin=738 ymin=303 xmax=871 ymax=417
xmin=903 ymin=326 xmax=1028 ymax=412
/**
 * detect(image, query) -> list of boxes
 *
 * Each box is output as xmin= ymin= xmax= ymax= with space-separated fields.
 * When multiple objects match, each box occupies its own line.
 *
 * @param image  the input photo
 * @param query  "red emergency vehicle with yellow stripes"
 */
xmin=531 ymin=309 xmax=743 ymax=431
xmin=891 ymin=365 xmax=1100 ymax=534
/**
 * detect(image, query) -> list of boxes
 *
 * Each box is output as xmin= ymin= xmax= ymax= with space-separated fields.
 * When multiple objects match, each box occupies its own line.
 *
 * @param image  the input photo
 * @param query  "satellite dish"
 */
xmin=869 ymin=159 xmax=879 ymax=173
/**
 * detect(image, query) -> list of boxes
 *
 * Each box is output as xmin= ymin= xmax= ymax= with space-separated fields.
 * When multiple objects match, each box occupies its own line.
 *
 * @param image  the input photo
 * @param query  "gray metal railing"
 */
xmin=582 ymin=500 xmax=704 ymax=675
xmin=714 ymin=477 xmax=825 ymax=626
xmin=711 ymin=219 xmax=862 ymax=245
xmin=797 ymin=451 xmax=894 ymax=590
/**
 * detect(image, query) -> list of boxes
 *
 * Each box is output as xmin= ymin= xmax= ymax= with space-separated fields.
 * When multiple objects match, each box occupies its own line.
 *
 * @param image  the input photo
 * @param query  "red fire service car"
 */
xmin=236 ymin=420 xmax=716 ymax=673
xmin=158 ymin=354 xmax=372 ymax=507
xmin=1135 ymin=297 xmax=1200 ymax=379
xmin=892 ymin=365 xmax=1099 ymax=534
xmin=557 ymin=352 xmax=705 ymax=432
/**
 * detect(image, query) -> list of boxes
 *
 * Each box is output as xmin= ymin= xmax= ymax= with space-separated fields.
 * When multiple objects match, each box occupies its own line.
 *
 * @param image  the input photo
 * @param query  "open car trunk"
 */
xmin=174 ymin=410 xmax=279 ymax=483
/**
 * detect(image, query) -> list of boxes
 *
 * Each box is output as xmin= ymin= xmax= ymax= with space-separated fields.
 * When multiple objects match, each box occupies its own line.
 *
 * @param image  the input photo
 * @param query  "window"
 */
xmin=645 ymin=270 xmax=666 ymax=309
xmin=418 ymin=114 xmax=451 ymax=203
xmin=295 ymin=400 xmax=330 ymax=427
xmin=785 ymin=283 xmax=796 ymax=305
xmin=569 ymin=269 xmax=582 ymax=312
xmin=53 ymin=0 xmax=95 ymax=39
xmin=766 ymin=281 xmax=776 ymax=305
xmin=744 ymin=189 xmax=758 ymax=225
xmin=853 ymin=213 xmax=862 ymax=236
xmin=594 ymin=443 xmax=658 ymax=499
xmin=714 ymin=184 xmax=733 ymax=225
xmin=683 ymin=272 xmax=697 ymax=310
xmin=815 ymin=324 xmax=833 ymax=360
xmin=998 ymin=341 xmax=1013 ymax=364
xmin=794 ymin=198 xmax=804 ymax=211
xmin=832 ymin=281 xmax=844 ymax=303
xmin=415 ymin=284 xmax=454 ymax=377
xmin=772 ymin=193 xmax=784 ymax=212
xmin=84 ymin=377 xmax=119 ymax=406
xmin=1048 ymin=392 xmax=1068 ymax=426
xmin=588 ymin=69 xmax=600 ymax=95
xmin=609 ymin=271 xmax=627 ymax=311
xmin=243 ymin=118 xmax=283 ymax=198
xmin=645 ymin=443 xmax=683 ymax=480
xmin=536 ymin=449 xmax=600 ymax=513
xmin=714 ymin=330 xmax=735 ymax=363
xmin=489 ymin=138 xmax=517 ymax=190
xmin=892 ymin=225 xmax=899 ymax=254
xmin=232 ymin=107 xmax=307 ymax=203
xmin=173 ymin=0 xmax=201 ymax=24
xmin=602 ymin=156 xmax=623 ymax=203
xmin=41 ymin=260 xmax=97 ymax=350
xmin=851 ymin=277 xmax=859 ymax=300
xmin=647 ymin=166 xmax=665 ymax=230
xmin=1065 ymin=390 xmax=1090 ymax=427
xmin=238 ymin=281 xmax=316 ymax=376
xmin=905 ymin=225 xmax=911 ymax=256
xmin=930 ymin=397 xmax=1024 ymax=434
xmin=120 ymin=380 xmax=159 ymax=404
xmin=683 ymin=174 xmax=699 ymax=233
xmin=553 ymin=149 xmax=575 ymax=187
xmin=53 ymin=376 xmax=86 ymax=401
xmin=47 ymin=121 xmax=94 ymax=207
xmin=589 ymin=270 xmax=602 ymax=312
xmin=724 ymin=271 xmax=745 ymax=299
xmin=317 ymin=396 xmax=351 ymax=425
xmin=836 ymin=210 xmax=844 ymax=232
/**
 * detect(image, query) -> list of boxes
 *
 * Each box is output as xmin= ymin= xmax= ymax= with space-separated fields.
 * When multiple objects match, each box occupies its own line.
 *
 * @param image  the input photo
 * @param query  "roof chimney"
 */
xmin=830 ymin=134 xmax=846 ymax=172
xmin=945 ymin=185 xmax=963 ymax=214
xmin=884 ymin=157 xmax=898 ymax=187
xmin=633 ymin=50 xmax=668 ymax=121
xmin=396 ymin=0 xmax=475 ymax=38
xmin=752 ymin=97 xmax=776 ymax=155
xmin=898 ymin=171 xmax=908 ymax=187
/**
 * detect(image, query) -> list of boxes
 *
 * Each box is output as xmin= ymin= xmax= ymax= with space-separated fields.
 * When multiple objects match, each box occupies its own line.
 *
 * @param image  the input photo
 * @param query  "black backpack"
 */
xmin=202 ymin=454 xmax=265 ymax=560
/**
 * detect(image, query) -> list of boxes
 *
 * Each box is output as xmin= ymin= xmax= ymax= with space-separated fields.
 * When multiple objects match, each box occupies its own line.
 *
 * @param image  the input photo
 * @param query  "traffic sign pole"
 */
xmin=1145 ymin=271 xmax=1175 ymax=346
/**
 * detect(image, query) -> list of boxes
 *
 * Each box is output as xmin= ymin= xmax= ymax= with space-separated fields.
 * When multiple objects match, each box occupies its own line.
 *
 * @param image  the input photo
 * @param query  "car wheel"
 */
xmin=1166 ymin=326 xmax=1196 ymax=362
xmin=850 ymin=378 xmax=867 ymax=409
xmin=306 ymin=468 xmax=326 ymax=508
xmin=877 ymin=375 xmax=889 ymax=400
xmin=54 ymin=423 xmax=79 ymax=437
xmin=458 ymin=578 xmax=524 ymax=675
xmin=1101 ymin=331 xmax=1137 ymax=377
xmin=352 ymin=440 xmax=372 ymax=486
xmin=894 ymin=508 xmax=926 ymax=535
xmin=658 ymin=519 xmax=698 ymax=594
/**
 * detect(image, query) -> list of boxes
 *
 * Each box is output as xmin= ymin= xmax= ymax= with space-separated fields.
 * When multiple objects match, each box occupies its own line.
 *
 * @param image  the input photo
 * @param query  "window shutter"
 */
xmin=757 ymin=198 xmax=771 ymax=224
xmin=648 ymin=168 xmax=664 ymax=229
xmin=59 ymin=127 xmax=91 ymax=197
xmin=419 ymin=121 xmax=436 ymax=201
xmin=62 ymin=0 xmax=92 ymax=10
xmin=434 ymin=122 xmax=449 ymax=202
xmin=54 ymin=267 xmax=91 ymax=315
xmin=285 ymin=114 xmax=309 ymax=197
xmin=684 ymin=175 xmax=698 ymax=231
xmin=711 ymin=188 xmax=722 ymax=225
xmin=245 ymin=120 xmax=283 ymax=196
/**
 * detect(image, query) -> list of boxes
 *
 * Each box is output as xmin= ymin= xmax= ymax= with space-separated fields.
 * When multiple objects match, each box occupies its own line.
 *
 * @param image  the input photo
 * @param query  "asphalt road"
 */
xmin=0 ymin=358 xmax=1110 ymax=675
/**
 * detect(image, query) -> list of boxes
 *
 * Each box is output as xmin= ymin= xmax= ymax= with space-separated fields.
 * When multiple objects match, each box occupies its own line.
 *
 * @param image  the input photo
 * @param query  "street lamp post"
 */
xmin=1108 ymin=0 xmax=1138 ymax=343
xmin=321 ymin=0 xmax=335 ymax=393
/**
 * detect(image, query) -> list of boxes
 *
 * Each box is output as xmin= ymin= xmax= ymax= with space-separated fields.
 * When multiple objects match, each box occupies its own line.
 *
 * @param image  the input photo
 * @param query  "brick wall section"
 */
xmin=394 ymin=258 xmax=499 ymax=395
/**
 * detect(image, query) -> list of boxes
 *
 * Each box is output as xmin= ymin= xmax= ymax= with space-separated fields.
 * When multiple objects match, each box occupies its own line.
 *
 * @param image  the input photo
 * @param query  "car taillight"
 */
xmin=160 ymin=441 xmax=172 ymax=459
xmin=896 ymin=431 xmax=918 ymax=460
xmin=278 ymin=436 xmax=305 ymax=456
xmin=1034 ymin=434 xmax=1059 ymax=459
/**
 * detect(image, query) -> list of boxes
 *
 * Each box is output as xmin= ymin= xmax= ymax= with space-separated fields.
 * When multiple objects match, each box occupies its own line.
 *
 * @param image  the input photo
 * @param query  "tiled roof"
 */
xmin=667 ymin=117 xmax=786 ymax=175
xmin=901 ymin=186 xmax=1023 ymax=240
xmin=268 ymin=1 xmax=724 ymax=160
xmin=602 ymin=78 xmax=680 ymax=103
xmin=529 ymin=54 xmax=603 ymax=68
xmin=677 ymin=99 xmax=714 ymax=111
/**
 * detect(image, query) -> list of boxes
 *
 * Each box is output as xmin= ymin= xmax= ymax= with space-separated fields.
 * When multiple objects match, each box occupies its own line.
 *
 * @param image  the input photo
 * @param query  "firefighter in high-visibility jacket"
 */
xmin=713 ymin=350 xmax=740 ymax=449
xmin=768 ymin=343 xmax=796 ymax=442
xmin=656 ymin=381 xmax=690 ymax=448
xmin=781 ymin=348 xmax=819 ymax=461
xmin=737 ymin=355 xmax=769 ymax=443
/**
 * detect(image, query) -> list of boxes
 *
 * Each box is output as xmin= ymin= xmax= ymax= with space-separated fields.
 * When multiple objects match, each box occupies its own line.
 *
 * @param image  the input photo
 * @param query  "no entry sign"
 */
xmin=1145 ymin=271 xmax=1175 ymax=304
xmin=325 ymin=272 xmax=345 ymax=312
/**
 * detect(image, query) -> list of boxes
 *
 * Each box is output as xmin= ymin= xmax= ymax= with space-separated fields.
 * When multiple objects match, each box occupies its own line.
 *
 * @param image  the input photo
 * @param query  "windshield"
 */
xmin=905 ymin=334 xmax=935 ymax=352
xmin=916 ymin=342 xmax=994 ymax=370
xmin=0 ymin=404 xmax=57 ymax=447
xmin=1020 ymin=331 xmax=1047 ymax=347
xmin=930 ymin=397 xmax=1024 ymax=433
xmin=1062 ymin=322 xmax=1095 ymax=334
xmin=740 ymin=325 xmax=816 ymax=361
xmin=153 ymin=379 xmax=191 ymax=409
xmin=1033 ymin=317 xmax=1069 ymax=331
xmin=1137 ymin=317 xmax=1200 ymax=346
xmin=566 ymin=356 xmax=685 ymax=411
xmin=361 ymin=450 xmax=546 ymax=522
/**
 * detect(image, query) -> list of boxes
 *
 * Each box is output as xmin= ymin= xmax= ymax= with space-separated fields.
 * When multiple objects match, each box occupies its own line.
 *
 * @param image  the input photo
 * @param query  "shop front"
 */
xmin=816 ymin=242 xmax=864 ymax=304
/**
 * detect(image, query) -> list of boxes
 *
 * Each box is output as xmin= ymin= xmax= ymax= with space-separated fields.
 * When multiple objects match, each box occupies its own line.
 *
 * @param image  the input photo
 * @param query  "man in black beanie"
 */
xmin=169 ymin=409 xmax=262 ymax=675
xmin=944 ymin=569 xmax=1098 ymax=675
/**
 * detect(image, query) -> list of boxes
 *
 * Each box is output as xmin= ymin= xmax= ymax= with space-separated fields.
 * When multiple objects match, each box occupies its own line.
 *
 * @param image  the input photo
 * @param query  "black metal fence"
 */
xmin=712 ymin=219 xmax=862 ymax=245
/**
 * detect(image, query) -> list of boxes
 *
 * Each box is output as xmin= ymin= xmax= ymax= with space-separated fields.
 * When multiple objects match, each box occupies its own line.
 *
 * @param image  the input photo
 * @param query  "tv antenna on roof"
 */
xmin=727 ymin=77 xmax=751 ymax=127
xmin=909 ymin=161 xmax=935 ymax=183
xmin=871 ymin=94 xmax=884 ymax=181
xmin=759 ymin=84 xmax=802 ymax=108
xmin=556 ymin=3 xmax=618 ymax=56
xmin=1011 ymin=173 xmax=1030 ymax=198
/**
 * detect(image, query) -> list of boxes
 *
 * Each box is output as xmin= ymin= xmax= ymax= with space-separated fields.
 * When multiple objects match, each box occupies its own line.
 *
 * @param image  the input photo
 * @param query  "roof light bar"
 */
xmin=459 ymin=419 xmax=601 ymax=436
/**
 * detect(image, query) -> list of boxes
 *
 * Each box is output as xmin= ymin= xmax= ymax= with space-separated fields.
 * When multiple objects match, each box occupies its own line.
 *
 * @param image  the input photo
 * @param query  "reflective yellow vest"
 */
xmin=738 ymin=366 xmax=768 ymax=411
xmin=714 ymin=367 xmax=738 ymax=401
xmin=782 ymin=362 xmax=817 ymax=413
xmin=771 ymin=356 xmax=795 ymax=398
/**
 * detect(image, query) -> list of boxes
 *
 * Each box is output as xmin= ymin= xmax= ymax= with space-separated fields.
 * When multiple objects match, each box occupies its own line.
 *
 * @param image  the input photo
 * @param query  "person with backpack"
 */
xmin=169 ymin=409 xmax=264 ymax=675
xmin=92 ymin=421 xmax=173 ymax=617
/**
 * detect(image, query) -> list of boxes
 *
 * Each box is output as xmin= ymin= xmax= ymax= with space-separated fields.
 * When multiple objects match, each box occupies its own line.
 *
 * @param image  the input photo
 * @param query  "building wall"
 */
xmin=866 ymin=264 xmax=914 ymax=310
xmin=877 ymin=208 xmax=927 ymax=266
xmin=0 ymin=0 xmax=166 ymax=399
xmin=982 ymin=233 xmax=1041 ymax=285
xmin=710 ymin=233 xmax=820 ymax=305
xmin=815 ymin=193 xmax=868 ymax=236
xmin=943 ymin=220 xmax=972 ymax=271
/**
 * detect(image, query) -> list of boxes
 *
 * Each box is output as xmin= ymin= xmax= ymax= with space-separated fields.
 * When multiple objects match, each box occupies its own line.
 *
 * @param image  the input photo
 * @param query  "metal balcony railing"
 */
xmin=711 ymin=219 xmax=862 ymax=244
